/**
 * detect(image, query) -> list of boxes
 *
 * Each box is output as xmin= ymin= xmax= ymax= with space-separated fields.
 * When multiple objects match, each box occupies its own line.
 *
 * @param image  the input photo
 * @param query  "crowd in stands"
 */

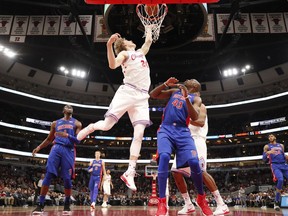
xmin=0 ymin=161 xmax=281 ymax=209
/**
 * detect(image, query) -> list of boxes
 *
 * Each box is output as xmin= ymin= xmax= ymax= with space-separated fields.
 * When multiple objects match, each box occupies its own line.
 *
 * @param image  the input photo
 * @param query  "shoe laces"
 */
xmin=126 ymin=170 xmax=140 ymax=177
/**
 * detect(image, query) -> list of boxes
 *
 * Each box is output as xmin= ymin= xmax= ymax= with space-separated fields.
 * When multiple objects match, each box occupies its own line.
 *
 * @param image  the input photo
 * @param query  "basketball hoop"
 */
xmin=136 ymin=4 xmax=168 ymax=42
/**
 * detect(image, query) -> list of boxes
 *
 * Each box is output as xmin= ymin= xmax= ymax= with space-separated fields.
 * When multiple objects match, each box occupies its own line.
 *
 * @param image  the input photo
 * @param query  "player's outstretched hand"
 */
xmin=107 ymin=33 xmax=121 ymax=46
xmin=165 ymin=77 xmax=179 ymax=87
xmin=32 ymin=146 xmax=40 ymax=157
xmin=178 ymin=84 xmax=189 ymax=98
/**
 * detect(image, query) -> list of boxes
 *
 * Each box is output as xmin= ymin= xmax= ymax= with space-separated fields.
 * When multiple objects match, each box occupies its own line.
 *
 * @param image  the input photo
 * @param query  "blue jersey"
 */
xmin=268 ymin=143 xmax=286 ymax=164
xmin=162 ymin=90 xmax=195 ymax=126
xmin=53 ymin=117 xmax=77 ymax=148
xmin=91 ymin=159 xmax=103 ymax=176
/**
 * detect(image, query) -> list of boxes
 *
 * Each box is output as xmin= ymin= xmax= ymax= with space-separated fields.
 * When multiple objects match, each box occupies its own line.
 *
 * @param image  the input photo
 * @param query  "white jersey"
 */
xmin=103 ymin=174 xmax=111 ymax=186
xmin=103 ymin=174 xmax=112 ymax=195
xmin=189 ymin=116 xmax=208 ymax=139
xmin=121 ymin=50 xmax=151 ymax=91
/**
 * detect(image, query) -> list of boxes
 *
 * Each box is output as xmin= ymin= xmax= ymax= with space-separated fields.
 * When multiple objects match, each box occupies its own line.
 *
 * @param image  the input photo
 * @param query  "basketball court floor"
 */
xmin=1 ymin=206 xmax=287 ymax=216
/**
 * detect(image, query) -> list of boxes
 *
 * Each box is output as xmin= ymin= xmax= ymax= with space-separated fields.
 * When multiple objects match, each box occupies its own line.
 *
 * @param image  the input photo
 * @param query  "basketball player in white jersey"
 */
xmin=171 ymin=95 xmax=230 ymax=215
xmin=101 ymin=169 xmax=113 ymax=208
xmin=77 ymin=26 xmax=153 ymax=192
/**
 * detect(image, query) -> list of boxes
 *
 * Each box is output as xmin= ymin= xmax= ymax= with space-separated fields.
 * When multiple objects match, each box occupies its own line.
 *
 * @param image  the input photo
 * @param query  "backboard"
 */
xmin=85 ymin=0 xmax=219 ymax=4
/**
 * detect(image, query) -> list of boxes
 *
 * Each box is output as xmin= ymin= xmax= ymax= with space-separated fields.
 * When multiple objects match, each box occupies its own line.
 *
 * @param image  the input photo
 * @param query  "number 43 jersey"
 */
xmin=161 ymin=90 xmax=195 ymax=127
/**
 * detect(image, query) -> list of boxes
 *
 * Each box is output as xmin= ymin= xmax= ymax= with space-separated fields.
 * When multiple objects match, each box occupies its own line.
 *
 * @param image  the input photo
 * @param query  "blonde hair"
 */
xmin=113 ymin=38 xmax=126 ymax=55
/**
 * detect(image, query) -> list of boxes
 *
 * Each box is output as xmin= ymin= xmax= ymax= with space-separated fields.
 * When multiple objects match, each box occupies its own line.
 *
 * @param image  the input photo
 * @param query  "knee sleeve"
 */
xmin=158 ymin=153 xmax=171 ymax=173
xmin=63 ymin=178 xmax=72 ymax=189
xmin=130 ymin=124 xmax=145 ymax=157
xmin=42 ymin=172 xmax=55 ymax=186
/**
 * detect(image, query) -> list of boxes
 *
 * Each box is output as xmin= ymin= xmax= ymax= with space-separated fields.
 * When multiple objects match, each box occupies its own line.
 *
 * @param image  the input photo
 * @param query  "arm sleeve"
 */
xmin=262 ymin=152 xmax=268 ymax=162
xmin=68 ymin=134 xmax=80 ymax=144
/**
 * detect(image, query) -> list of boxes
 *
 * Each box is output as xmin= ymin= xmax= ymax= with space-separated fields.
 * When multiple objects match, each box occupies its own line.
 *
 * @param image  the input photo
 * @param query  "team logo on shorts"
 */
xmin=68 ymin=169 xmax=72 ymax=176
xmin=191 ymin=150 xmax=197 ymax=157
xmin=199 ymin=157 xmax=205 ymax=169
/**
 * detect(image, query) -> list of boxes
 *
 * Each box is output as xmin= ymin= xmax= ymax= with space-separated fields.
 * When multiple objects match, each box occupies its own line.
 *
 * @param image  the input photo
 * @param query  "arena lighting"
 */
xmin=0 ymin=45 xmax=17 ymax=58
xmin=0 ymin=86 xmax=109 ymax=109
xmin=58 ymin=66 xmax=86 ymax=78
xmin=1 ymin=85 xmax=288 ymax=110
xmin=241 ymin=64 xmax=252 ymax=74
xmin=207 ymin=91 xmax=288 ymax=109
xmin=223 ymin=64 xmax=252 ymax=77
xmin=223 ymin=68 xmax=238 ymax=77
xmin=0 ymin=147 xmax=267 ymax=163
xmin=0 ymin=121 xmax=49 ymax=134
xmin=0 ymin=147 xmax=150 ymax=163
xmin=1 ymin=121 xmax=288 ymax=141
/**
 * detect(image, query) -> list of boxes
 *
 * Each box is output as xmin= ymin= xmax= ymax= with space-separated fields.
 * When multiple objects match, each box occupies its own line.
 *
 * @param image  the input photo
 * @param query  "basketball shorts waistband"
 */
xmin=124 ymin=83 xmax=148 ymax=93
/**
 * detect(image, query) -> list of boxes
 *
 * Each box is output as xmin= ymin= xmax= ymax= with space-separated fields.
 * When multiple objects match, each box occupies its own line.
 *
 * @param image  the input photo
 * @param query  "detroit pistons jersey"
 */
xmin=121 ymin=50 xmax=150 ymax=91
xmin=189 ymin=116 xmax=208 ymax=139
xmin=91 ymin=159 xmax=103 ymax=176
xmin=162 ymin=90 xmax=195 ymax=126
xmin=53 ymin=117 xmax=76 ymax=148
xmin=268 ymin=143 xmax=286 ymax=164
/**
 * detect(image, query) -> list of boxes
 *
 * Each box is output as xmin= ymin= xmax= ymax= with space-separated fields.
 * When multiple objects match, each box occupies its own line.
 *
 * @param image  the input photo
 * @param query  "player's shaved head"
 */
xmin=184 ymin=79 xmax=201 ymax=92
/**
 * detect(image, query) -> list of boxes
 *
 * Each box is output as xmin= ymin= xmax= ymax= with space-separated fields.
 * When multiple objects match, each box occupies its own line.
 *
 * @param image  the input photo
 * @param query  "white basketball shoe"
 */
xmin=178 ymin=203 xmax=196 ymax=215
xmin=120 ymin=170 xmax=137 ymax=191
xmin=77 ymin=124 xmax=95 ymax=141
xmin=213 ymin=204 xmax=230 ymax=215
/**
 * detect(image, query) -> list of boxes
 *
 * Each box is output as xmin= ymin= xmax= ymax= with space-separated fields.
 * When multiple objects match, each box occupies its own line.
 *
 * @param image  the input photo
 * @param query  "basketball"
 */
xmin=144 ymin=4 xmax=159 ymax=16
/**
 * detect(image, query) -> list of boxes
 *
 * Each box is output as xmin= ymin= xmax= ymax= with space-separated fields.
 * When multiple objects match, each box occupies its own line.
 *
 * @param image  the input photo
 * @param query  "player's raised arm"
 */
xmin=150 ymin=77 xmax=179 ymax=99
xmin=179 ymin=85 xmax=201 ymax=121
xmin=139 ymin=25 xmax=153 ymax=55
xmin=107 ymin=33 xmax=127 ymax=69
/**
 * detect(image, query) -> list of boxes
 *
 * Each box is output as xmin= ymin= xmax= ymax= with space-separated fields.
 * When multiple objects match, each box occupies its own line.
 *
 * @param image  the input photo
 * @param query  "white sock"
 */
xmin=127 ymin=160 xmax=137 ymax=172
xmin=212 ymin=190 xmax=225 ymax=205
xmin=181 ymin=192 xmax=192 ymax=206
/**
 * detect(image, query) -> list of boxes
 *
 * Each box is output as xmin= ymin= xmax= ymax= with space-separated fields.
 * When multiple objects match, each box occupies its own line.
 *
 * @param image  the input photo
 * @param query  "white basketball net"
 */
xmin=136 ymin=4 xmax=168 ymax=42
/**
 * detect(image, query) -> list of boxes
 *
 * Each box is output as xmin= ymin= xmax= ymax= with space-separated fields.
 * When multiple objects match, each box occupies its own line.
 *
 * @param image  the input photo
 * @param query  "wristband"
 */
xmin=164 ymin=82 xmax=168 ymax=87
xmin=185 ymin=96 xmax=189 ymax=100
